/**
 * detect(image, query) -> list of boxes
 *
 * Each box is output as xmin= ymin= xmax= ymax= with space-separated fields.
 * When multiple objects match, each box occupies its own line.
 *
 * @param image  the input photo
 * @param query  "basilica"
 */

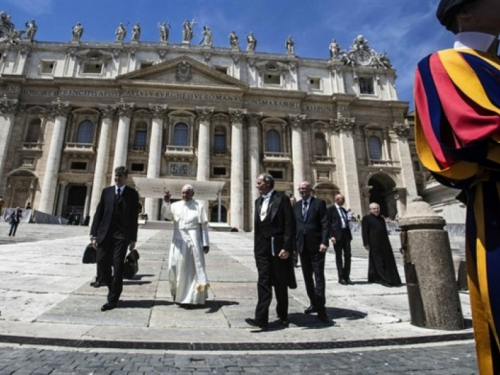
xmin=0 ymin=11 xmax=418 ymax=230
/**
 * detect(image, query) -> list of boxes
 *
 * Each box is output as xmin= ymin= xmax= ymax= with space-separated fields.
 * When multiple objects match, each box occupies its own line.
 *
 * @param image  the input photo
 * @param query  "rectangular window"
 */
xmin=263 ymin=74 xmax=281 ymax=85
xmin=213 ymin=134 xmax=226 ymax=154
xmin=41 ymin=61 xmax=55 ymax=74
xmin=359 ymin=77 xmax=374 ymax=94
xmin=134 ymin=130 xmax=147 ymax=149
xmin=268 ymin=170 xmax=284 ymax=179
xmin=215 ymin=66 xmax=228 ymax=74
xmin=131 ymin=163 xmax=145 ymax=172
xmin=83 ymin=62 xmax=103 ymax=74
xmin=213 ymin=167 xmax=227 ymax=176
xmin=70 ymin=161 xmax=87 ymax=170
xmin=308 ymin=77 xmax=321 ymax=90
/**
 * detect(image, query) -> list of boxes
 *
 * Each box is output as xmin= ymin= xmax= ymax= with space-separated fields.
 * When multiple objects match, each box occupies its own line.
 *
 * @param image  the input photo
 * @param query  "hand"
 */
xmin=164 ymin=190 xmax=171 ymax=203
xmin=129 ymin=241 xmax=136 ymax=250
xmin=319 ymin=244 xmax=327 ymax=253
xmin=364 ymin=245 xmax=370 ymax=251
xmin=278 ymin=249 xmax=289 ymax=259
xmin=330 ymin=237 xmax=336 ymax=245
xmin=91 ymin=238 xmax=97 ymax=249
xmin=203 ymin=246 xmax=210 ymax=254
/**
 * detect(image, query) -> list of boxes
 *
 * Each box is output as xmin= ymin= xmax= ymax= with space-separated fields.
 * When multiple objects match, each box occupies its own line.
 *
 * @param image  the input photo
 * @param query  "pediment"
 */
xmin=117 ymin=56 xmax=248 ymax=90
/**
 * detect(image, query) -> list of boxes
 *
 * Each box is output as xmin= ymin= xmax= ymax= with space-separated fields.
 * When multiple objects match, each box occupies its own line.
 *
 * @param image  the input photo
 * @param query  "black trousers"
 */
xmin=97 ymin=236 xmax=129 ymax=303
xmin=254 ymin=254 xmax=289 ymax=324
xmin=8 ymin=223 xmax=19 ymax=236
xmin=299 ymin=247 xmax=326 ymax=314
xmin=334 ymin=231 xmax=352 ymax=281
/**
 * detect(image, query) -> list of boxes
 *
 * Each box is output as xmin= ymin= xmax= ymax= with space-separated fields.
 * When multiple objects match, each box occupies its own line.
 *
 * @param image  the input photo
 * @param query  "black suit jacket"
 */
xmin=90 ymin=185 xmax=139 ymax=243
xmin=328 ymin=204 xmax=352 ymax=242
xmin=254 ymin=191 xmax=294 ymax=256
xmin=293 ymin=197 xmax=329 ymax=254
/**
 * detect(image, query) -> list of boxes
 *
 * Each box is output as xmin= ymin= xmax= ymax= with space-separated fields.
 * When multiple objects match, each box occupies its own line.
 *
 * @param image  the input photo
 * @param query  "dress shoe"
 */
xmin=339 ymin=279 xmax=348 ymax=285
xmin=346 ymin=279 xmax=354 ymax=285
xmin=100 ymin=302 xmax=117 ymax=312
xmin=304 ymin=305 xmax=317 ymax=314
xmin=317 ymin=311 xmax=330 ymax=323
xmin=245 ymin=318 xmax=267 ymax=329
xmin=90 ymin=281 xmax=105 ymax=288
xmin=280 ymin=318 xmax=290 ymax=328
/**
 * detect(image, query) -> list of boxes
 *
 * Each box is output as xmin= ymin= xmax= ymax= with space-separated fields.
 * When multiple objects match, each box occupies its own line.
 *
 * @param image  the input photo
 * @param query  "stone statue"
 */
xmin=329 ymin=38 xmax=340 ymax=59
xmin=182 ymin=19 xmax=195 ymax=43
xmin=24 ymin=20 xmax=37 ymax=42
xmin=228 ymin=30 xmax=239 ymax=49
xmin=374 ymin=52 xmax=392 ymax=69
xmin=200 ymin=26 xmax=212 ymax=46
xmin=352 ymin=34 xmax=370 ymax=51
xmin=246 ymin=31 xmax=257 ymax=52
xmin=115 ymin=23 xmax=126 ymax=42
xmin=158 ymin=21 xmax=170 ymax=42
xmin=72 ymin=22 xmax=83 ymax=41
xmin=131 ymin=22 xmax=141 ymax=41
xmin=285 ymin=35 xmax=294 ymax=54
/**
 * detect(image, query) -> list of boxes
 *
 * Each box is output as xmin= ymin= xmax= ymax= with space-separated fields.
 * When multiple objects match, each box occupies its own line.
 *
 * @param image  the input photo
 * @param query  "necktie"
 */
xmin=302 ymin=200 xmax=308 ymax=219
xmin=115 ymin=188 xmax=121 ymax=204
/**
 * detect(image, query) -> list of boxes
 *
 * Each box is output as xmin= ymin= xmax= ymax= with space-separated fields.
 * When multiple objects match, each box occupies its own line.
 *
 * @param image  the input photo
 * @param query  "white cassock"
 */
xmin=162 ymin=199 xmax=210 ymax=305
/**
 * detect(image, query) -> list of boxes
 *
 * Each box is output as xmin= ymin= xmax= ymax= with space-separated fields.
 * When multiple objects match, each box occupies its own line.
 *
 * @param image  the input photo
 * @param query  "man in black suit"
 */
xmin=90 ymin=166 xmax=139 ymax=311
xmin=293 ymin=181 xmax=330 ymax=323
xmin=246 ymin=173 xmax=295 ymax=329
xmin=328 ymin=194 xmax=353 ymax=286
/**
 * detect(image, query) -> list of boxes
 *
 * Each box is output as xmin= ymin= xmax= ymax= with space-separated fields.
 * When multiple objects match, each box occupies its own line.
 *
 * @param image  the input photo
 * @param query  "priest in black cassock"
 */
xmin=361 ymin=202 xmax=401 ymax=287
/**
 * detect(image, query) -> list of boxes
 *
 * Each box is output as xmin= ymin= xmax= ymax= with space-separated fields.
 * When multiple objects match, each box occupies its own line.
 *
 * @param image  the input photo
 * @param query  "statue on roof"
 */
xmin=228 ymin=30 xmax=239 ymax=50
xmin=285 ymin=35 xmax=294 ymax=55
xmin=159 ymin=21 xmax=170 ymax=42
xmin=72 ymin=22 xmax=84 ymax=41
xmin=115 ymin=23 xmax=127 ymax=42
xmin=182 ymin=19 xmax=195 ymax=43
xmin=329 ymin=38 xmax=340 ymax=59
xmin=246 ymin=31 xmax=257 ymax=52
xmin=200 ymin=26 xmax=212 ymax=46
xmin=131 ymin=22 xmax=141 ymax=41
xmin=24 ymin=20 xmax=37 ymax=42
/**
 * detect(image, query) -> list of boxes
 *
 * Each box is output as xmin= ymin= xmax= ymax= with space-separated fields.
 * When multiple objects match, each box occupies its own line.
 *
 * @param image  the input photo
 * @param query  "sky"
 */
xmin=3 ymin=0 xmax=455 ymax=110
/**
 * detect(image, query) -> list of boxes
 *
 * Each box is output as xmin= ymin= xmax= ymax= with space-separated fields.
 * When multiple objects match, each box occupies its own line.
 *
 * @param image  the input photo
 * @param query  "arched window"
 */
xmin=314 ymin=133 xmax=327 ymax=156
xmin=368 ymin=136 xmax=382 ymax=160
xmin=210 ymin=205 xmax=227 ymax=223
xmin=173 ymin=123 xmax=189 ymax=146
xmin=25 ymin=119 xmax=41 ymax=143
xmin=76 ymin=120 xmax=94 ymax=144
xmin=213 ymin=126 xmax=226 ymax=154
xmin=266 ymin=129 xmax=281 ymax=152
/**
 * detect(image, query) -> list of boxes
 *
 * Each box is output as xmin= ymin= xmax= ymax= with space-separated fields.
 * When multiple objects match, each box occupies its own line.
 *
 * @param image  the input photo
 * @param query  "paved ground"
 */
xmin=0 ymin=222 xmax=477 ymax=374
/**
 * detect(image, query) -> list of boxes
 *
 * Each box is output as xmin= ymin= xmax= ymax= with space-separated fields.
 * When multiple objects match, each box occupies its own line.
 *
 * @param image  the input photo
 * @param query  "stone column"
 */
xmin=144 ymin=104 xmax=168 ymax=220
xmin=289 ymin=114 xmax=307 ymax=191
xmin=196 ymin=107 xmax=214 ymax=181
xmin=229 ymin=108 xmax=247 ymax=230
xmin=247 ymin=113 xmax=262 ymax=231
xmin=0 ymin=97 xmax=18 ymax=189
xmin=111 ymin=102 xmax=134 ymax=179
xmin=334 ymin=117 xmax=363 ymax=216
xmin=89 ymin=105 xmax=116 ymax=217
xmin=39 ymin=100 xmax=71 ymax=214
xmin=393 ymin=121 xmax=418 ymax=214
xmin=83 ymin=182 xmax=92 ymax=219
xmin=56 ymin=181 xmax=68 ymax=217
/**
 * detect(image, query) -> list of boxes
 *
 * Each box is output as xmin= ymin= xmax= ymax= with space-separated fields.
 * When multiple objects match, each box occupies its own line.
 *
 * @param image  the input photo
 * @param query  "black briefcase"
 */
xmin=82 ymin=243 xmax=97 ymax=264
xmin=123 ymin=249 xmax=140 ymax=279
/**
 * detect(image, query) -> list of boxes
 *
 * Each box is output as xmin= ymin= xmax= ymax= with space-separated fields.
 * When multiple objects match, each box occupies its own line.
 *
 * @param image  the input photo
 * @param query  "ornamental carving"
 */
xmin=332 ymin=116 xmax=356 ymax=133
xmin=229 ymin=108 xmax=247 ymax=123
xmin=98 ymin=104 xmax=117 ymax=118
xmin=49 ymin=99 xmax=71 ymax=118
xmin=288 ymin=114 xmax=307 ymax=129
xmin=158 ymin=48 xmax=168 ymax=59
xmin=74 ymin=48 xmax=114 ymax=63
xmin=247 ymin=112 xmax=262 ymax=127
xmin=336 ymin=34 xmax=392 ymax=69
xmin=392 ymin=121 xmax=410 ymax=138
xmin=196 ymin=106 xmax=214 ymax=122
xmin=255 ymin=60 xmax=291 ymax=74
xmin=175 ymin=61 xmax=192 ymax=82
xmin=0 ymin=95 xmax=18 ymax=115
xmin=149 ymin=104 xmax=168 ymax=119
xmin=116 ymin=102 xmax=134 ymax=118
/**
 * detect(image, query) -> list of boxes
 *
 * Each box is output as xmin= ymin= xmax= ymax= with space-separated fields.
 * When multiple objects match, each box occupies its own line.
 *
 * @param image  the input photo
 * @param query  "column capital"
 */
xmin=116 ymin=101 xmax=135 ymax=118
xmin=196 ymin=106 xmax=214 ymax=122
xmin=229 ymin=108 xmax=247 ymax=123
xmin=247 ymin=112 xmax=262 ymax=127
xmin=149 ymin=104 xmax=169 ymax=119
xmin=392 ymin=121 xmax=410 ymax=138
xmin=332 ymin=115 xmax=356 ymax=133
xmin=0 ymin=95 xmax=18 ymax=116
xmin=98 ymin=104 xmax=117 ymax=119
xmin=49 ymin=98 xmax=71 ymax=118
xmin=288 ymin=114 xmax=307 ymax=129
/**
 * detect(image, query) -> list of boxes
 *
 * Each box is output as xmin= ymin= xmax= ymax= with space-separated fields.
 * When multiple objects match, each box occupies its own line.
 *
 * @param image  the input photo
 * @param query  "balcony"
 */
xmin=164 ymin=145 xmax=194 ymax=161
xmin=369 ymin=159 xmax=394 ymax=167
xmin=313 ymin=155 xmax=335 ymax=165
xmin=263 ymin=152 xmax=291 ymax=166
xmin=64 ymin=142 xmax=96 ymax=157
xmin=128 ymin=144 xmax=149 ymax=154
xmin=19 ymin=142 xmax=44 ymax=155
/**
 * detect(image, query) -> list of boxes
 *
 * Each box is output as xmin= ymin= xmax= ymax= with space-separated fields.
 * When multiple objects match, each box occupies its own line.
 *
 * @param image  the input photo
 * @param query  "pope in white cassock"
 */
xmin=162 ymin=185 xmax=210 ymax=306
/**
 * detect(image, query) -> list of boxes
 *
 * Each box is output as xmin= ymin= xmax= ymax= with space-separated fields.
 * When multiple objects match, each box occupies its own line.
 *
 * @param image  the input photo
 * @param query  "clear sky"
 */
xmin=3 ymin=0 xmax=454 ymax=110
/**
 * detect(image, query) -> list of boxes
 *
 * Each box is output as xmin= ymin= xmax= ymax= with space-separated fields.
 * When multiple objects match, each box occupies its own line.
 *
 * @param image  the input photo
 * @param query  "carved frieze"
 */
xmin=196 ymin=106 xmax=214 ymax=122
